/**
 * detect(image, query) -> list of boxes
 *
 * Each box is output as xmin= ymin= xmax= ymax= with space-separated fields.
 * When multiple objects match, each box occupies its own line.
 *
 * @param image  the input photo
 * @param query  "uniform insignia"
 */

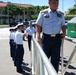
xmin=40 ymin=8 xmax=48 ymax=14
xmin=57 ymin=13 xmax=62 ymax=18
xmin=58 ymin=10 xmax=64 ymax=14
xmin=40 ymin=8 xmax=50 ymax=18
xmin=57 ymin=10 xmax=64 ymax=18
xmin=44 ymin=13 xmax=50 ymax=18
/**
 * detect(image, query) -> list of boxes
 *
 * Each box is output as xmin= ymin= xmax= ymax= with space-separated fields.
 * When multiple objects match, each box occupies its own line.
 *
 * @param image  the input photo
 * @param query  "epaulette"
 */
xmin=58 ymin=10 xmax=64 ymax=15
xmin=40 ymin=8 xmax=48 ymax=14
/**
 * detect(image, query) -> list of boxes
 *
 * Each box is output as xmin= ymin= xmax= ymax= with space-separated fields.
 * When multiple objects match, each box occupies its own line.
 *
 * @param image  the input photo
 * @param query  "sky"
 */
xmin=1 ymin=0 xmax=76 ymax=13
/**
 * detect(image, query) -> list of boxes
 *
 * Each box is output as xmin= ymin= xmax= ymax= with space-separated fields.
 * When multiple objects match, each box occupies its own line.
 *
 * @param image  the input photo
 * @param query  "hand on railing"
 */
xmin=37 ymin=38 xmax=42 ymax=46
xmin=60 ymin=33 xmax=66 ymax=40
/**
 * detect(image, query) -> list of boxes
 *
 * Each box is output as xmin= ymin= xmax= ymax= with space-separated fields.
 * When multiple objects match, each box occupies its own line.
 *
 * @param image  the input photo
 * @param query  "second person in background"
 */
xmin=26 ymin=21 xmax=36 ymax=51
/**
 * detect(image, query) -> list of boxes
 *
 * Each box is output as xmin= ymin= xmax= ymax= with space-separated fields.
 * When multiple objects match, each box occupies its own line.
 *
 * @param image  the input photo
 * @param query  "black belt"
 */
xmin=28 ymin=35 xmax=32 ymax=36
xmin=43 ymin=33 xmax=61 ymax=37
xmin=17 ymin=44 xmax=23 ymax=46
xmin=10 ymin=39 xmax=14 ymax=41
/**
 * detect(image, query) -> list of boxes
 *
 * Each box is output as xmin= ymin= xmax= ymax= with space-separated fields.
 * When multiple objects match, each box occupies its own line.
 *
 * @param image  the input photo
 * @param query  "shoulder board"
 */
xmin=58 ymin=10 xmax=64 ymax=14
xmin=40 ymin=9 xmax=48 ymax=14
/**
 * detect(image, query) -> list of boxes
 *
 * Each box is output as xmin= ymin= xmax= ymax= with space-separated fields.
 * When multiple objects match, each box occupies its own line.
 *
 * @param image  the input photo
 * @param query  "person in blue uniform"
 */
xmin=9 ymin=27 xmax=14 ymax=59
xmin=14 ymin=23 xmax=27 ymax=73
xmin=36 ymin=0 xmax=66 ymax=72
xmin=26 ymin=21 xmax=36 ymax=51
xmin=12 ymin=27 xmax=18 ymax=61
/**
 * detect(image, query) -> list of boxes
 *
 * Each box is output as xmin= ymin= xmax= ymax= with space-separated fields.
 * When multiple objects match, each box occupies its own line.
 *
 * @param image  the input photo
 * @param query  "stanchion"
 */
xmin=61 ymin=40 xmax=64 ymax=74
xmin=62 ymin=46 xmax=76 ymax=75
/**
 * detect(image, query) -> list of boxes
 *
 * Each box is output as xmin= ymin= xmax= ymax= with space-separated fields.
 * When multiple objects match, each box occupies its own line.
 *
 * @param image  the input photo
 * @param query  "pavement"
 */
xmin=0 ymin=27 xmax=76 ymax=75
xmin=0 ymin=28 xmax=31 ymax=75
xmin=59 ymin=39 xmax=76 ymax=75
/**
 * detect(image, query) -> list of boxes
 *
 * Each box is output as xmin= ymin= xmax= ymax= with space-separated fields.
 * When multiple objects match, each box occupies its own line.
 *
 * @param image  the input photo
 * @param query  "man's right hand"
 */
xmin=37 ymin=38 xmax=42 ymax=46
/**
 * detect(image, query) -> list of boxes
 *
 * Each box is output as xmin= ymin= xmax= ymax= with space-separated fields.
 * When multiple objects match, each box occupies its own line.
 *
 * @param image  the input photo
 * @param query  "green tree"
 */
xmin=2 ymin=3 xmax=24 ymax=18
xmin=65 ymin=4 xmax=76 ymax=20
xmin=1 ymin=3 xmax=49 ymax=20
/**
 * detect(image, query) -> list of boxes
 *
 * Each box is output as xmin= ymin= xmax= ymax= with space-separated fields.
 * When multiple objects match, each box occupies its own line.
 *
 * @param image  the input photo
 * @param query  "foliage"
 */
xmin=31 ymin=14 xmax=38 ymax=20
xmin=1 ymin=3 xmax=24 ymax=18
xmin=1 ymin=3 xmax=49 ymax=20
xmin=66 ymin=8 xmax=76 ymax=15
xmin=65 ymin=4 xmax=76 ymax=20
xmin=74 ymin=4 xmax=76 ymax=7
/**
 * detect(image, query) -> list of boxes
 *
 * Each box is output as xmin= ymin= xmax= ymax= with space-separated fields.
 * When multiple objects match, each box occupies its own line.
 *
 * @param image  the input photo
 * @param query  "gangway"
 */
xmin=31 ymin=36 xmax=76 ymax=75
xmin=56 ymin=37 xmax=76 ymax=75
xmin=31 ymin=37 xmax=58 ymax=75
xmin=61 ymin=37 xmax=76 ymax=75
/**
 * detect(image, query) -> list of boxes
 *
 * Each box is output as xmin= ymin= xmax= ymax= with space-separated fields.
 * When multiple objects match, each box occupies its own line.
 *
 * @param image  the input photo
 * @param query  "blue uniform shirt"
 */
xmin=36 ymin=8 xmax=65 ymax=34
xmin=26 ymin=27 xmax=36 ymax=36
xmin=15 ymin=29 xmax=23 ymax=44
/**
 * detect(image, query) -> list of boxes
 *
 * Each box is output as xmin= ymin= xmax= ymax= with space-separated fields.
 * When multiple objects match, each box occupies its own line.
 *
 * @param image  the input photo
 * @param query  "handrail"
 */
xmin=60 ymin=40 xmax=64 ymax=73
xmin=62 ymin=46 xmax=76 ymax=75
xmin=61 ymin=37 xmax=76 ymax=75
xmin=31 ymin=37 xmax=58 ymax=75
xmin=65 ymin=36 xmax=76 ymax=43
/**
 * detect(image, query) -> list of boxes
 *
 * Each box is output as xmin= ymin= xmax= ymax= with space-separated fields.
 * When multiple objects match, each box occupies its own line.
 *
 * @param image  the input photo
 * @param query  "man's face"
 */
xmin=30 ymin=24 xmax=32 ymax=27
xmin=48 ymin=0 xmax=58 ymax=11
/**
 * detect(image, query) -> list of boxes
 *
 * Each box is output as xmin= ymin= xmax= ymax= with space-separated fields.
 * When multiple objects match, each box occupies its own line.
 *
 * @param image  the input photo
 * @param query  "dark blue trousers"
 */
xmin=27 ymin=35 xmax=32 ymax=51
xmin=15 ymin=44 xmax=24 ymax=71
xmin=12 ymin=42 xmax=16 ymax=60
xmin=9 ymin=40 xmax=14 ymax=58
xmin=42 ymin=33 xmax=62 ymax=72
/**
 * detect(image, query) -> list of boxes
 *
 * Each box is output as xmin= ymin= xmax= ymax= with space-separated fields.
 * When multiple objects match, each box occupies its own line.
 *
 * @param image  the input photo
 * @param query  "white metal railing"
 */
xmin=61 ymin=37 xmax=76 ymax=75
xmin=62 ymin=46 xmax=76 ymax=75
xmin=31 ymin=37 xmax=58 ymax=75
xmin=31 ymin=36 xmax=76 ymax=75
xmin=59 ymin=37 xmax=76 ymax=75
xmin=60 ymin=40 xmax=64 ymax=74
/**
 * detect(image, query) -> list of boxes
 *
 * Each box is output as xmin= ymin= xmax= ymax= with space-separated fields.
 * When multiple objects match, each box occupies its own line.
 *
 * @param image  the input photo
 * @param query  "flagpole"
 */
xmin=62 ymin=0 xmax=64 ymax=12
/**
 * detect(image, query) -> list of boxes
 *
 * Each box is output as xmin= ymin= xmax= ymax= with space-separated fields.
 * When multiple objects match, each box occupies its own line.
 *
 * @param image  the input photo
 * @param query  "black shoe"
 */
xmin=14 ymin=62 xmax=16 ymax=66
xmin=17 ymin=70 xmax=25 ymax=74
xmin=14 ymin=64 xmax=16 ymax=66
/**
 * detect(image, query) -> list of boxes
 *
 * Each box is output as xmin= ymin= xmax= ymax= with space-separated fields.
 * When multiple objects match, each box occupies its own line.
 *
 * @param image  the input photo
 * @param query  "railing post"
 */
xmin=32 ymin=37 xmax=58 ymax=75
xmin=40 ymin=56 xmax=45 ymax=75
xmin=62 ymin=46 xmax=76 ymax=75
xmin=35 ymin=54 xmax=40 ymax=75
xmin=32 ymin=40 xmax=35 ymax=75
xmin=61 ymin=40 xmax=64 ymax=74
